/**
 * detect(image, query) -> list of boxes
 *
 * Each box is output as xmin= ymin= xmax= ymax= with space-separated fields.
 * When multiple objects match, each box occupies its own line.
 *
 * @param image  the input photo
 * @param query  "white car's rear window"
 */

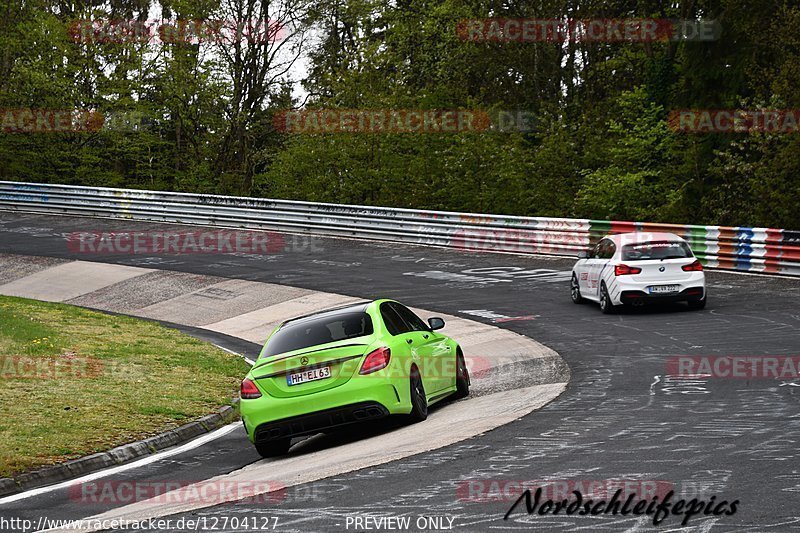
xmin=621 ymin=241 xmax=693 ymax=261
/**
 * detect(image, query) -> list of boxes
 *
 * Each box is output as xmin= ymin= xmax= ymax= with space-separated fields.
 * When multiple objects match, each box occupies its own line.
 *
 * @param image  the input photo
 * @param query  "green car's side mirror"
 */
xmin=428 ymin=317 xmax=445 ymax=330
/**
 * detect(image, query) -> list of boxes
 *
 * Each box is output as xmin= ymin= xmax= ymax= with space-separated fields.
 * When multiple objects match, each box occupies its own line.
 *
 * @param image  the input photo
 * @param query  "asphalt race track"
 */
xmin=1 ymin=212 xmax=799 ymax=532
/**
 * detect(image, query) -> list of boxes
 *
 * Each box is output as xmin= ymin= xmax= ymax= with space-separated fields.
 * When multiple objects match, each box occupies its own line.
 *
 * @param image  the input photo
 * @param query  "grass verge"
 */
xmin=0 ymin=295 xmax=249 ymax=478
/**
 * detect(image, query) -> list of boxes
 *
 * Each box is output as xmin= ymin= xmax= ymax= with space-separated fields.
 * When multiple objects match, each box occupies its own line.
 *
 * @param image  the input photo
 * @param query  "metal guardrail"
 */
xmin=0 ymin=181 xmax=798 ymax=276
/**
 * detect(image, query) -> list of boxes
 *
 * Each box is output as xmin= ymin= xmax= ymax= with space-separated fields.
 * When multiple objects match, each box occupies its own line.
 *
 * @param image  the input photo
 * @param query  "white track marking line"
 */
xmin=0 ymin=423 xmax=240 ymax=505
xmin=1 ymin=346 xmax=251 ymax=505
xmin=214 ymin=344 xmax=255 ymax=365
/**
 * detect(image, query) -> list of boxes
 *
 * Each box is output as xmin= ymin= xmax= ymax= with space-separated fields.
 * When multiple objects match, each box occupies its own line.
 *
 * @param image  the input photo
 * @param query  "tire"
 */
xmin=453 ymin=351 xmax=470 ymax=399
xmin=599 ymin=283 xmax=616 ymax=314
xmin=408 ymin=368 xmax=428 ymax=422
xmin=570 ymin=274 xmax=584 ymax=304
xmin=254 ymin=438 xmax=291 ymax=458
xmin=688 ymin=296 xmax=707 ymax=310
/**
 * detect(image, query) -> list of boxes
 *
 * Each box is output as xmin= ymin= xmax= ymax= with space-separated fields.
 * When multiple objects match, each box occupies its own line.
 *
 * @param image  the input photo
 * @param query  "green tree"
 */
xmin=575 ymin=87 xmax=681 ymax=221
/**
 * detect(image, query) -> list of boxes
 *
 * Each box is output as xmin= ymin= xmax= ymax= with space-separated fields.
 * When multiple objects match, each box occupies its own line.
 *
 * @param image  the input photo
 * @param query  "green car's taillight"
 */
xmin=359 ymin=347 xmax=391 ymax=375
xmin=240 ymin=378 xmax=262 ymax=399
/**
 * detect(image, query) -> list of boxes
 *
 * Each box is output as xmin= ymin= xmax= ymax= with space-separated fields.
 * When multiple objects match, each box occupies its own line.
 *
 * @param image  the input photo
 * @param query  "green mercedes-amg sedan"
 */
xmin=240 ymin=299 xmax=470 ymax=457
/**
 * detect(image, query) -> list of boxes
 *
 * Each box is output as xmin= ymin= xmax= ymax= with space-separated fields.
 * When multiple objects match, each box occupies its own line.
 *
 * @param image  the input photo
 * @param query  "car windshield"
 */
xmin=261 ymin=311 xmax=373 ymax=357
xmin=621 ymin=241 xmax=693 ymax=261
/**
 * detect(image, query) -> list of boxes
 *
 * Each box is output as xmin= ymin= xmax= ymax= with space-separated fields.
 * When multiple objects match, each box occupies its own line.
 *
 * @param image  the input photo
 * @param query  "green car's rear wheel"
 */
xmin=453 ymin=352 xmax=470 ymax=399
xmin=254 ymin=438 xmax=291 ymax=458
xmin=408 ymin=368 xmax=428 ymax=422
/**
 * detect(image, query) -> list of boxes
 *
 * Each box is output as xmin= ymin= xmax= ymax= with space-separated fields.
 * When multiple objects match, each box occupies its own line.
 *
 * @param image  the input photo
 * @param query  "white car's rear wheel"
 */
xmin=688 ymin=296 xmax=707 ymax=310
xmin=570 ymin=274 xmax=584 ymax=304
xmin=599 ymin=283 xmax=616 ymax=314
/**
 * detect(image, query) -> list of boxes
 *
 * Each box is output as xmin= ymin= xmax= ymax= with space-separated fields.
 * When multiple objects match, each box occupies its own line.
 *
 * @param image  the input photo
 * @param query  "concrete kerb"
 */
xmin=0 ymin=404 xmax=238 ymax=497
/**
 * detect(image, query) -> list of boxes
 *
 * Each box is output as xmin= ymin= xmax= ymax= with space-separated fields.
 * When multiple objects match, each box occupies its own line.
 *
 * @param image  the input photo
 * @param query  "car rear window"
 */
xmin=621 ymin=241 xmax=694 ymax=261
xmin=262 ymin=311 xmax=373 ymax=357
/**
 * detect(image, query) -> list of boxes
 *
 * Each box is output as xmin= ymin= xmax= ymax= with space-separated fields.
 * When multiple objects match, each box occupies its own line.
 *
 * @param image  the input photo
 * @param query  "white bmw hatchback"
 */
xmin=571 ymin=232 xmax=706 ymax=313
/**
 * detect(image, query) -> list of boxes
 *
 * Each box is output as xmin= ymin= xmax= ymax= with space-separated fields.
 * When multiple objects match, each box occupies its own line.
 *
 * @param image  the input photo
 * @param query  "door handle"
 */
xmin=422 ymin=334 xmax=429 ymax=339
xmin=406 ymin=338 xmax=413 ymax=344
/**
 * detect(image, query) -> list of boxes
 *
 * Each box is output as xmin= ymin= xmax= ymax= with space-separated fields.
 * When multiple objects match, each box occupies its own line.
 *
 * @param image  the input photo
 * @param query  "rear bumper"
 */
xmin=610 ymin=272 xmax=705 ymax=305
xmin=240 ymin=380 xmax=407 ymax=443
xmin=620 ymin=286 xmax=705 ymax=304
xmin=252 ymin=402 xmax=389 ymax=443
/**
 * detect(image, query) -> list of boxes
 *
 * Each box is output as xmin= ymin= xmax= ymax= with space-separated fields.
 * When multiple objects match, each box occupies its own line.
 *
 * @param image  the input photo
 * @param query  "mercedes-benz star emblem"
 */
xmin=659 ymin=266 xmax=666 ymax=272
xmin=301 ymin=357 xmax=309 ymax=366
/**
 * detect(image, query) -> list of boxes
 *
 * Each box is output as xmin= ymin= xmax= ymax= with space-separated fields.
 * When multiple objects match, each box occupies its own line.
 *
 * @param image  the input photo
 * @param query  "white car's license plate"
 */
xmin=286 ymin=366 xmax=331 ymax=386
xmin=649 ymin=285 xmax=680 ymax=294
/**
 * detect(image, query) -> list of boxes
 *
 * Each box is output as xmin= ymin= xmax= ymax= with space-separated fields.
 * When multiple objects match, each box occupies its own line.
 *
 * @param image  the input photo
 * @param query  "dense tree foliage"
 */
xmin=1 ymin=0 xmax=798 ymax=228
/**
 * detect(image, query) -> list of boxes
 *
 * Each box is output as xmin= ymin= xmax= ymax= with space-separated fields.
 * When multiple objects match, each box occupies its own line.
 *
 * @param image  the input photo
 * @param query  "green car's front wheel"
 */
xmin=255 ymin=438 xmax=291 ymax=458
xmin=408 ymin=369 xmax=428 ymax=422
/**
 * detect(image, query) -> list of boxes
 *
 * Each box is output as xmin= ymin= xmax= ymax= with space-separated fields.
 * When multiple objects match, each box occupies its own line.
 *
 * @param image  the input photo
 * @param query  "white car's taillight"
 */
xmin=615 ymin=264 xmax=642 ymax=276
xmin=682 ymin=260 xmax=703 ymax=272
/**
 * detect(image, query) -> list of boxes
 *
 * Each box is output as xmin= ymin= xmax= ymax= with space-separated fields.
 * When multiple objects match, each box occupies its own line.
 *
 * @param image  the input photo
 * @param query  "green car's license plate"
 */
xmin=287 ymin=366 xmax=331 ymax=386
